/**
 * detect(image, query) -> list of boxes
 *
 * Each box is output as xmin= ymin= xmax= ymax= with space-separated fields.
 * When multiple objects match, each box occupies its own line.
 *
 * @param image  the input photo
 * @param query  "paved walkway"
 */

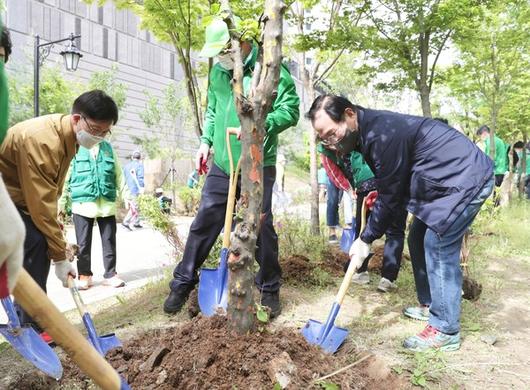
xmin=0 ymin=217 xmax=194 ymax=323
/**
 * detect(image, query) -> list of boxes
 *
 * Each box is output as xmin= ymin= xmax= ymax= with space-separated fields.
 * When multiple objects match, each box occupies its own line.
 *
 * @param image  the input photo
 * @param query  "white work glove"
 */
xmin=0 ymin=178 xmax=26 ymax=298
xmin=54 ymin=260 xmax=77 ymax=288
xmin=195 ymin=143 xmax=210 ymax=174
xmin=348 ymin=237 xmax=371 ymax=271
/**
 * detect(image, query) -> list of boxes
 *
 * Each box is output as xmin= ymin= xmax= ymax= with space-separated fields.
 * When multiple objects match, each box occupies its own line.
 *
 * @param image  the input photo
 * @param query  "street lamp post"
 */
xmin=34 ymin=33 xmax=82 ymax=117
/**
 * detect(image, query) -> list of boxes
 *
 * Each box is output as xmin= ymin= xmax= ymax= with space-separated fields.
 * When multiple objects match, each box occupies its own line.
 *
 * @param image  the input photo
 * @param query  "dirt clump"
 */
xmin=280 ymin=254 xmax=316 ymax=285
xmin=57 ymin=315 xmax=405 ymax=389
xmin=320 ymin=246 xmax=350 ymax=276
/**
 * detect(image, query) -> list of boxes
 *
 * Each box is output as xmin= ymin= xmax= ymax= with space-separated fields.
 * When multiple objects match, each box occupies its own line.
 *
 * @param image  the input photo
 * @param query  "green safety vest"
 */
xmin=69 ymin=141 xmax=117 ymax=202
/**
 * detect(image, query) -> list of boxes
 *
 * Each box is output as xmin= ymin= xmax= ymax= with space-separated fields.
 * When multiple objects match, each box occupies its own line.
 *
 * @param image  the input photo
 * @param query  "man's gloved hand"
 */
xmin=53 ymin=260 xmax=76 ymax=288
xmin=365 ymin=190 xmax=378 ymax=210
xmin=196 ymin=143 xmax=210 ymax=175
xmin=0 ymin=178 xmax=26 ymax=298
xmin=348 ymin=237 xmax=371 ymax=271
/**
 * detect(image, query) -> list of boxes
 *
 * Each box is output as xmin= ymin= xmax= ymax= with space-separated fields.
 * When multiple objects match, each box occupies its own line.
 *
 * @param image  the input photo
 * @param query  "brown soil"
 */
xmin=280 ymin=254 xmax=317 ymax=286
xmin=53 ymin=315 xmax=405 ymax=390
xmin=462 ymin=275 xmax=483 ymax=301
xmin=320 ymin=246 xmax=350 ymax=276
xmin=187 ymin=287 xmax=200 ymax=318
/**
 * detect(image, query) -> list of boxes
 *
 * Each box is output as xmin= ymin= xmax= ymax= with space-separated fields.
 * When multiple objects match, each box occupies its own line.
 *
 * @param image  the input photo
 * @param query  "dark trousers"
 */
xmin=356 ymin=192 xmax=406 ymax=282
xmin=407 ymin=217 xmax=431 ymax=306
xmin=326 ymin=180 xmax=343 ymax=227
xmin=73 ymin=214 xmax=117 ymax=279
xmin=170 ymin=164 xmax=281 ymax=293
xmin=15 ymin=209 xmax=50 ymax=332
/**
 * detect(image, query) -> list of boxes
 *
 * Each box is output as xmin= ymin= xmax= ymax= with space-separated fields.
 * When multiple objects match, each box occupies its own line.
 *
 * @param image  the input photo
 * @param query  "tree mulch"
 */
xmin=49 ymin=315 xmax=406 ymax=390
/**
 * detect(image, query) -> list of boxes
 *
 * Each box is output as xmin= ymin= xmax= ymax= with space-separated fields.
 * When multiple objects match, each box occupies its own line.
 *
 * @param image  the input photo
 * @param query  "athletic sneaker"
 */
xmin=77 ymin=275 xmax=94 ymax=290
xmin=328 ymin=234 xmax=338 ymax=244
xmin=102 ymin=275 xmax=126 ymax=288
xmin=403 ymin=305 xmax=430 ymax=321
xmin=377 ymin=277 xmax=397 ymax=292
xmin=403 ymin=325 xmax=461 ymax=352
xmin=351 ymin=271 xmax=370 ymax=285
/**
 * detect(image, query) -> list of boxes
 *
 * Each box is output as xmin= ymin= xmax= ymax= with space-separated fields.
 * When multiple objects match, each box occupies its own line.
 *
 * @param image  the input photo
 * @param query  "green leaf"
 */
xmin=256 ymin=307 xmax=269 ymax=323
xmin=392 ymin=366 xmax=404 ymax=375
xmin=273 ymin=383 xmax=282 ymax=390
xmin=318 ymin=382 xmax=339 ymax=390
xmin=416 ymin=376 xmax=427 ymax=387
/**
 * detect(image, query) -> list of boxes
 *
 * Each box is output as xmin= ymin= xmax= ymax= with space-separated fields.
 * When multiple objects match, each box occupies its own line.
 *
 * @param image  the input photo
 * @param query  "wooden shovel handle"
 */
xmin=222 ymin=128 xmax=241 ymax=248
xmin=335 ymin=197 xmax=368 ymax=305
xmin=12 ymin=269 xmax=121 ymax=390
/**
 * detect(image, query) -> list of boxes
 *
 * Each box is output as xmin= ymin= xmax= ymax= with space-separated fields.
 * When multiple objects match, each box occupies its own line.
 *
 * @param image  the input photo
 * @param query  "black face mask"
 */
xmin=334 ymin=128 xmax=360 ymax=156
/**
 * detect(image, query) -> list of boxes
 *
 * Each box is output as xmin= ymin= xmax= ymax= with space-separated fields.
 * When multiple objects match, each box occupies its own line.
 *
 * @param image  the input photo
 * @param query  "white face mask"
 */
xmin=76 ymin=129 xmax=104 ymax=149
xmin=217 ymin=53 xmax=234 ymax=70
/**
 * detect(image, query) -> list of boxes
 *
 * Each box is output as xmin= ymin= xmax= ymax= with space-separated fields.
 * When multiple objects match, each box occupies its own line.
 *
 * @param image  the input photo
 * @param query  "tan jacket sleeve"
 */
xmin=16 ymin=136 xmax=66 ymax=261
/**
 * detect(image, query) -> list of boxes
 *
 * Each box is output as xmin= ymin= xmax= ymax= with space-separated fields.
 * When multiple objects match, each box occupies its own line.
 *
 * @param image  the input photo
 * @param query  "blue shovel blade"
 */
xmin=301 ymin=319 xmax=349 ymax=354
xmin=0 ymin=324 xmax=63 ymax=379
xmin=82 ymin=313 xmax=121 ymax=356
xmin=198 ymin=248 xmax=229 ymax=316
xmin=340 ymin=225 xmax=356 ymax=254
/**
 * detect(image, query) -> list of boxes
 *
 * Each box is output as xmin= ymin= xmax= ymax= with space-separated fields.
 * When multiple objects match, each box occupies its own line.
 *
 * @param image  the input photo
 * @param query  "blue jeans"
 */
xmin=326 ymin=180 xmax=343 ymax=227
xmin=408 ymin=177 xmax=494 ymax=334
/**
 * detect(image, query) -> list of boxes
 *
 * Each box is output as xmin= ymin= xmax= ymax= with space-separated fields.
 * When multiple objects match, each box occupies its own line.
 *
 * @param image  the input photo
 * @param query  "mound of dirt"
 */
xmin=320 ymin=246 xmax=350 ymax=276
xmin=57 ymin=315 xmax=404 ymax=390
xmin=280 ymin=254 xmax=317 ymax=285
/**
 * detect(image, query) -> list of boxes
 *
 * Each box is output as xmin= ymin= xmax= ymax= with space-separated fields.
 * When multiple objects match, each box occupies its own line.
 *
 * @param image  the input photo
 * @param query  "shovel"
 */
xmin=340 ymin=218 xmax=356 ymax=254
xmin=302 ymin=198 xmax=368 ymax=353
xmin=0 ymin=295 xmax=63 ymax=379
xmin=67 ymin=277 xmax=122 ymax=356
xmin=198 ymin=128 xmax=241 ymax=316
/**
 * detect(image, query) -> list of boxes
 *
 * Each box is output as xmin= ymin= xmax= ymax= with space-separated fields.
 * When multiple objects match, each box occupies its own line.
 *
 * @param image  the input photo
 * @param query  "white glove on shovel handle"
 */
xmin=349 ymin=237 xmax=371 ymax=271
xmin=54 ymin=260 xmax=77 ymax=288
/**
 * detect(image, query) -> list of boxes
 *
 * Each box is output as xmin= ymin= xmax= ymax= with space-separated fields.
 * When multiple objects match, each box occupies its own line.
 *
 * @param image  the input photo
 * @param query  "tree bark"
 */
xmin=222 ymin=0 xmax=286 ymax=334
xmin=519 ymin=132 xmax=527 ymax=197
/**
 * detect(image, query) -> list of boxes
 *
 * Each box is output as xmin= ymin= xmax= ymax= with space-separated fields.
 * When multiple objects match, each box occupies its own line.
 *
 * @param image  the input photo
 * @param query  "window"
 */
xmin=170 ymin=53 xmax=175 ymax=79
xmin=305 ymin=57 xmax=312 ymax=65
xmin=103 ymin=28 xmax=109 ymax=59
xmin=304 ymin=23 xmax=312 ymax=31
xmin=146 ymin=31 xmax=151 ymax=43
xmin=98 ymin=7 xmax=104 ymax=24
xmin=75 ymin=17 xmax=82 ymax=50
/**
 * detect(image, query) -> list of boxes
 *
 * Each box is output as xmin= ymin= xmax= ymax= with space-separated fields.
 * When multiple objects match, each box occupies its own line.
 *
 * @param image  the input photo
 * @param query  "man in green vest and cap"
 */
xmin=59 ymin=140 xmax=129 ymax=290
xmin=164 ymin=19 xmax=300 ymax=317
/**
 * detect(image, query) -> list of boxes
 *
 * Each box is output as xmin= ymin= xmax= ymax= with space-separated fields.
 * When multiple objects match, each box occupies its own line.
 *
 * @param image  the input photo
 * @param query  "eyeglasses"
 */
xmin=82 ymin=116 xmax=112 ymax=138
xmin=317 ymin=127 xmax=345 ymax=146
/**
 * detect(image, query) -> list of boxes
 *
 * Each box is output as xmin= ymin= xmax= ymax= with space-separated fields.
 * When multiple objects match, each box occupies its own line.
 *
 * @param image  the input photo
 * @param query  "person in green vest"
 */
xmin=319 ymin=144 xmax=407 ymax=292
xmin=514 ymin=141 xmax=530 ymax=199
xmin=164 ymin=19 xmax=300 ymax=317
xmin=476 ymin=125 xmax=509 ymax=187
xmin=59 ymin=140 xmax=129 ymax=290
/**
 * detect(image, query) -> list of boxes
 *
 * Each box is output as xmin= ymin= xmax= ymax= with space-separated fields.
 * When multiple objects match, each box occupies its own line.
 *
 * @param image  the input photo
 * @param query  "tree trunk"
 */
xmin=301 ymin=69 xmax=320 ymax=235
xmin=174 ymin=44 xmax=204 ymax=139
xmin=419 ymin=84 xmax=432 ymax=117
xmin=223 ymin=0 xmax=286 ymax=334
xmin=489 ymin=106 xmax=497 ymax=161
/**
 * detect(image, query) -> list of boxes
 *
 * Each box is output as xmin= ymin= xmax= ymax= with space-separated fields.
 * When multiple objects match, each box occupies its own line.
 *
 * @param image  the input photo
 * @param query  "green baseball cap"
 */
xmin=199 ymin=19 xmax=230 ymax=58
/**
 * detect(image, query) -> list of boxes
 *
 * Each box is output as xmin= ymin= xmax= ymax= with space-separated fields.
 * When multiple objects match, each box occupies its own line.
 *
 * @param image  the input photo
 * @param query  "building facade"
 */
xmin=5 ymin=0 xmax=199 ymax=159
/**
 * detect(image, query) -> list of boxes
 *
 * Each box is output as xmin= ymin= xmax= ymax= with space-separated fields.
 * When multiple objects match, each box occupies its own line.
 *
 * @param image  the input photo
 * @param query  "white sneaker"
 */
xmin=77 ymin=275 xmax=93 ymax=290
xmin=377 ymin=277 xmax=397 ymax=292
xmin=102 ymin=275 xmax=126 ymax=288
xmin=351 ymin=271 xmax=370 ymax=285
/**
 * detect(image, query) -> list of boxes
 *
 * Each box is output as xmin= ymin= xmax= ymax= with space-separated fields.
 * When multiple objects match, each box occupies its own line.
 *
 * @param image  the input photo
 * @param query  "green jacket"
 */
xmin=200 ymin=46 xmax=300 ymax=175
xmin=317 ymin=144 xmax=374 ymax=187
xmin=484 ymin=135 xmax=508 ymax=175
xmin=516 ymin=151 xmax=530 ymax=175
xmin=69 ymin=141 xmax=117 ymax=202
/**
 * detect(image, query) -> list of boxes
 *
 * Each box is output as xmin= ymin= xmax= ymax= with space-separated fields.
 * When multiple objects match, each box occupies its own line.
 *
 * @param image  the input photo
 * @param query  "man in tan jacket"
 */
xmin=0 ymin=90 xmax=119 ymax=337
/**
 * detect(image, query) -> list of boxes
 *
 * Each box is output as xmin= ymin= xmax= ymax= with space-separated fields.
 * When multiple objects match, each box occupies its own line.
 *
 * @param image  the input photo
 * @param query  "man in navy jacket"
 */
xmin=307 ymin=95 xmax=494 ymax=351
